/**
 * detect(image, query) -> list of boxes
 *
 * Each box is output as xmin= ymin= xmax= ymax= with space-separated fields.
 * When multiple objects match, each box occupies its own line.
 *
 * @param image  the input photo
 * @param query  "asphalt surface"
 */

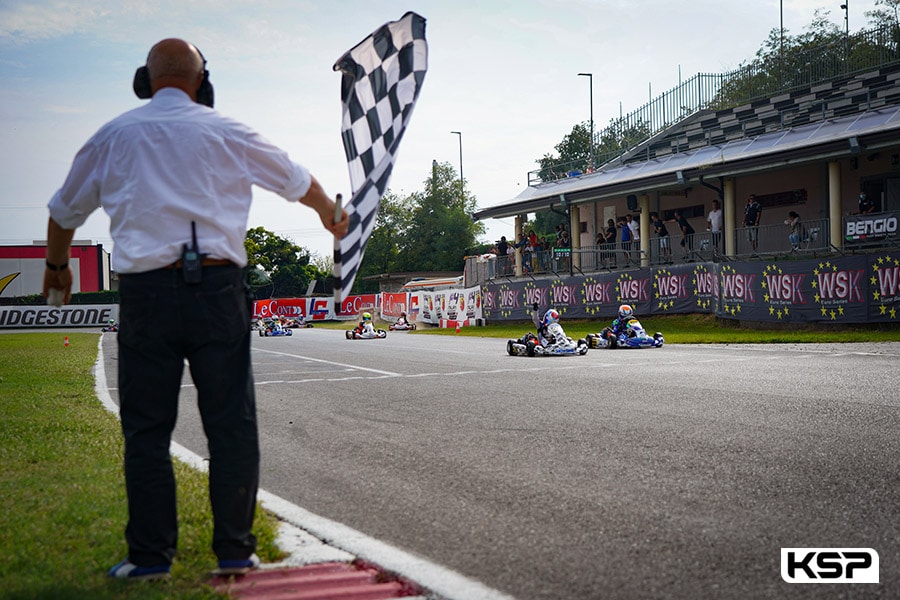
xmin=99 ymin=330 xmax=900 ymax=600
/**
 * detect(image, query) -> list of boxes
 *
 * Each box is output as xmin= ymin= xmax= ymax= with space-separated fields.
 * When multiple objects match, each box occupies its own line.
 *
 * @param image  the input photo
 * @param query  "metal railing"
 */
xmin=464 ymin=219 xmax=836 ymax=286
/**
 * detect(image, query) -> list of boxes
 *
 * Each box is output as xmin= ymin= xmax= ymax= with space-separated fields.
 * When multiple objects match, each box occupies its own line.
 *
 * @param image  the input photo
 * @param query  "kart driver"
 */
xmin=395 ymin=312 xmax=410 ymax=328
xmin=533 ymin=304 xmax=567 ymax=347
xmin=356 ymin=312 xmax=376 ymax=338
xmin=609 ymin=304 xmax=635 ymax=340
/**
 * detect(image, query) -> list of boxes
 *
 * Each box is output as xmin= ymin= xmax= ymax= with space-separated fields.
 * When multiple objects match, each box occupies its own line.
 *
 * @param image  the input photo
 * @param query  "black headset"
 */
xmin=132 ymin=46 xmax=214 ymax=108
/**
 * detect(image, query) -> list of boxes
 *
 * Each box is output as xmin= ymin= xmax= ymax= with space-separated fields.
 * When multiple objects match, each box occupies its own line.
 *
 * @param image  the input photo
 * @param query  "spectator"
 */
xmin=603 ymin=218 xmax=617 ymax=268
xmin=742 ymin=194 xmax=762 ymax=253
xmin=673 ymin=208 xmax=695 ymax=261
xmin=619 ymin=216 xmax=633 ymax=265
xmin=515 ymin=232 xmax=531 ymax=274
xmin=627 ymin=214 xmax=640 ymax=246
xmin=707 ymin=199 xmax=723 ymax=251
xmin=858 ymin=192 xmax=876 ymax=214
xmin=650 ymin=212 xmax=671 ymax=264
xmin=528 ymin=229 xmax=541 ymax=272
xmin=496 ymin=236 xmax=509 ymax=275
xmin=786 ymin=211 xmax=802 ymax=250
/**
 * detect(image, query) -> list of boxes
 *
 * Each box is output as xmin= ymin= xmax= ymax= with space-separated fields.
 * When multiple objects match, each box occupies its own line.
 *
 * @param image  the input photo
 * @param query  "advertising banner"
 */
xmin=0 ymin=304 xmax=117 ymax=329
xmin=844 ymin=210 xmax=899 ymax=246
xmin=418 ymin=286 xmax=483 ymax=325
xmin=480 ymin=255 xmax=896 ymax=324
xmin=252 ymin=297 xmax=332 ymax=321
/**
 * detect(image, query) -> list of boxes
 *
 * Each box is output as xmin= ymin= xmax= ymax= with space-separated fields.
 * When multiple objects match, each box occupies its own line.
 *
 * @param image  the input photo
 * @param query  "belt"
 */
xmin=165 ymin=258 xmax=235 ymax=269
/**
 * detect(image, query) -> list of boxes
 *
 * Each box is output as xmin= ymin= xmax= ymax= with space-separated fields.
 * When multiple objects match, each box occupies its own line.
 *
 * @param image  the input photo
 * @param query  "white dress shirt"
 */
xmin=48 ymin=88 xmax=311 ymax=273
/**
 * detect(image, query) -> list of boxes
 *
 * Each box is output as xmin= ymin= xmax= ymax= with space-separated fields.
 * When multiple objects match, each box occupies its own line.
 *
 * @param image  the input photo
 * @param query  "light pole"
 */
xmin=450 ymin=130 xmax=463 ymax=195
xmin=577 ymin=73 xmax=594 ymax=169
xmin=840 ymin=1 xmax=850 ymax=64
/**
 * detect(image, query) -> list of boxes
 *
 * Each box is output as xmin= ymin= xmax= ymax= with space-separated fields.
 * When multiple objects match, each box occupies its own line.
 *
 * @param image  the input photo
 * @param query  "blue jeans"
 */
xmin=117 ymin=265 xmax=258 ymax=566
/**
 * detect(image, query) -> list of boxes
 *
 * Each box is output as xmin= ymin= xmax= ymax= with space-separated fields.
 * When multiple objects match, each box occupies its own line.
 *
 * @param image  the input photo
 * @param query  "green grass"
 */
xmin=0 ymin=333 xmax=284 ymax=600
xmin=317 ymin=313 xmax=900 ymax=343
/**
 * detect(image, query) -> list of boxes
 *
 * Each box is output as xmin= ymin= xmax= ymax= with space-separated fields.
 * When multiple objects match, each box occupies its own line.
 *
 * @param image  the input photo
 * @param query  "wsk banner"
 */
xmin=481 ymin=254 xmax=900 ymax=324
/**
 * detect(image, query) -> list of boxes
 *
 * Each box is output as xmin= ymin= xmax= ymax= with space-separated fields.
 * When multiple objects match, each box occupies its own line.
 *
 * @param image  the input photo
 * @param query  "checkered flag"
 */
xmin=332 ymin=11 xmax=428 ymax=305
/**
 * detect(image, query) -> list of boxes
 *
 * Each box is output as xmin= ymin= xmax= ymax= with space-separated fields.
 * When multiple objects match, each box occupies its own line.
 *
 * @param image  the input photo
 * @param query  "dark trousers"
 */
xmin=117 ymin=265 xmax=258 ymax=566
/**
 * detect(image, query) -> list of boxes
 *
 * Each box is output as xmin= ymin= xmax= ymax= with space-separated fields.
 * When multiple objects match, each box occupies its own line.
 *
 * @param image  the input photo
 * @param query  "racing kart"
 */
xmin=283 ymin=317 xmax=314 ymax=329
xmin=259 ymin=325 xmax=292 ymax=337
xmin=345 ymin=328 xmax=387 ymax=340
xmin=586 ymin=318 xmax=664 ymax=349
xmin=388 ymin=321 xmax=416 ymax=331
xmin=506 ymin=330 xmax=589 ymax=357
xmin=101 ymin=323 xmax=119 ymax=333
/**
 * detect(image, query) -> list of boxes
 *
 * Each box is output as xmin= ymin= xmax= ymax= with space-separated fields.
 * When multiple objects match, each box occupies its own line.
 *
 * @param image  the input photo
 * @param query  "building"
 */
xmin=0 ymin=241 xmax=112 ymax=299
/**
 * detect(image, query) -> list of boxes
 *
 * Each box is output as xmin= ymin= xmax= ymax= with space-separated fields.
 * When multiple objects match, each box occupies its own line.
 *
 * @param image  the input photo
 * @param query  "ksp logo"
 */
xmin=781 ymin=548 xmax=879 ymax=583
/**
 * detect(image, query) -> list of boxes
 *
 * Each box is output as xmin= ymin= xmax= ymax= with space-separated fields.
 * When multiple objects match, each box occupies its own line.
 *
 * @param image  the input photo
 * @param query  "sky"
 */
xmin=0 ymin=0 xmax=886 ymax=264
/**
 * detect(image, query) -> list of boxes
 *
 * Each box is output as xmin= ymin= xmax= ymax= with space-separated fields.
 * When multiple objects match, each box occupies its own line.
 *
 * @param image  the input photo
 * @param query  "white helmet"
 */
xmin=542 ymin=309 xmax=560 ymax=327
xmin=618 ymin=304 xmax=634 ymax=320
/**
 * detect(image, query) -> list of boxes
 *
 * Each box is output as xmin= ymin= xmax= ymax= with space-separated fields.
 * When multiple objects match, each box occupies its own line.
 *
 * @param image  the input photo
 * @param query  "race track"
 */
xmin=101 ymin=330 xmax=900 ymax=600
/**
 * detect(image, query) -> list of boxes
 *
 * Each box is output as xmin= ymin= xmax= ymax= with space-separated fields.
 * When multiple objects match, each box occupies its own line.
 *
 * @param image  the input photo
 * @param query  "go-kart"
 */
xmin=586 ymin=318 xmax=664 ymax=349
xmin=388 ymin=320 xmax=416 ymax=331
xmin=283 ymin=317 xmax=314 ymax=329
xmin=507 ymin=329 xmax=588 ymax=357
xmin=345 ymin=327 xmax=387 ymax=340
xmin=259 ymin=325 xmax=292 ymax=337
xmin=101 ymin=322 xmax=119 ymax=333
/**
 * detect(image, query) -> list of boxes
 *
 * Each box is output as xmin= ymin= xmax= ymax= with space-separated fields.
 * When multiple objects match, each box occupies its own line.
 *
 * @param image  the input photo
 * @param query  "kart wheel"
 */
xmin=507 ymin=340 xmax=516 ymax=356
xmin=586 ymin=333 xmax=596 ymax=349
xmin=345 ymin=330 xmax=353 ymax=340
xmin=258 ymin=330 xmax=263 ymax=337
xmin=578 ymin=339 xmax=589 ymax=355
xmin=526 ymin=340 xmax=536 ymax=357
xmin=287 ymin=330 xmax=292 ymax=336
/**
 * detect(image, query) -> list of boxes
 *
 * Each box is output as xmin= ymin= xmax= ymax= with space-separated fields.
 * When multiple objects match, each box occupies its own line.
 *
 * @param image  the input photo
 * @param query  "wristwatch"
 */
xmin=46 ymin=260 xmax=69 ymax=271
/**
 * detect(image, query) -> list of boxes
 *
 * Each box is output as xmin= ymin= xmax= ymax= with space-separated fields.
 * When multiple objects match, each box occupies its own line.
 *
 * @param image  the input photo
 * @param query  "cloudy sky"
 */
xmin=0 ymin=0 xmax=883 ymax=263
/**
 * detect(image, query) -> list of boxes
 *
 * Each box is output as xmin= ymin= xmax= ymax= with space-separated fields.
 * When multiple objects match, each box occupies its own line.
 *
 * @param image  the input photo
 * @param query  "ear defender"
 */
xmin=132 ymin=65 xmax=152 ymax=99
xmin=132 ymin=47 xmax=215 ymax=108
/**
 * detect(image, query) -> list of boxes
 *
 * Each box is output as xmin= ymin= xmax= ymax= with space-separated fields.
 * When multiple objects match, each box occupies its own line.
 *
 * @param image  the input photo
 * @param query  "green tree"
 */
xmin=352 ymin=162 xmax=484 ymax=288
xmin=396 ymin=161 xmax=484 ymax=272
xmin=354 ymin=191 xmax=414 ymax=284
xmin=243 ymin=227 xmax=325 ymax=298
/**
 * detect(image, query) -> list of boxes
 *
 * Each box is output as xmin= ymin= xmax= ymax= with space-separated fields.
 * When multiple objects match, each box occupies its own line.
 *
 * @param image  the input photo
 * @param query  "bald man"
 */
xmin=46 ymin=39 xmax=348 ymax=580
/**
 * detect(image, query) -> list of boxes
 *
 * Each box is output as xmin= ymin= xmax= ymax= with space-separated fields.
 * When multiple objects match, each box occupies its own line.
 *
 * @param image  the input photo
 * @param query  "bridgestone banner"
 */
xmin=0 ymin=304 xmax=117 ymax=328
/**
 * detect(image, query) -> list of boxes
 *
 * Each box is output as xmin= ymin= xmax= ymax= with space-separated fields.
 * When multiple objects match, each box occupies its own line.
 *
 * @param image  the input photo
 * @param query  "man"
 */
xmin=650 ymin=212 xmax=671 ymax=264
xmin=707 ymin=199 xmax=723 ymax=251
xmin=858 ymin=192 xmax=876 ymax=214
xmin=742 ymin=194 xmax=762 ymax=253
xmin=673 ymin=208 xmax=695 ymax=261
xmin=43 ymin=39 xmax=349 ymax=580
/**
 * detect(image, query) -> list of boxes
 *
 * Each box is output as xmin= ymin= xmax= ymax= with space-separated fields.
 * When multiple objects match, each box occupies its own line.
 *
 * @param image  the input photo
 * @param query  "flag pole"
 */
xmin=333 ymin=193 xmax=343 ymax=311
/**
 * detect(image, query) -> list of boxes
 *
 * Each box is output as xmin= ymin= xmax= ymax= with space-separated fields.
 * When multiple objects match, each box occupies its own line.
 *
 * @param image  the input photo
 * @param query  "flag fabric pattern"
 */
xmin=332 ymin=11 xmax=428 ymax=305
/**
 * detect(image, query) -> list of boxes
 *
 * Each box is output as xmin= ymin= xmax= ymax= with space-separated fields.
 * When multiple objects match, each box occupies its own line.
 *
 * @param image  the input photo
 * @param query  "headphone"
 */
xmin=132 ymin=46 xmax=214 ymax=108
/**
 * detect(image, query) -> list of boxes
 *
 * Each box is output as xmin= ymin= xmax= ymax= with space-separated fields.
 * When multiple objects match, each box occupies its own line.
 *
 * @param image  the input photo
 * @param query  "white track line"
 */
xmin=94 ymin=337 xmax=515 ymax=600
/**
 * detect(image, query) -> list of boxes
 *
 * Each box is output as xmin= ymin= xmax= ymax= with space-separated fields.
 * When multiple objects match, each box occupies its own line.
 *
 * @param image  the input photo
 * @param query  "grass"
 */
xmin=316 ymin=313 xmax=900 ymax=343
xmin=0 ymin=333 xmax=283 ymax=600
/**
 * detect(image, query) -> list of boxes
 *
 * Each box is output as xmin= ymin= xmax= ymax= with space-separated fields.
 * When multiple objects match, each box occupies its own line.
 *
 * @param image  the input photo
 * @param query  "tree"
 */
xmin=354 ymin=191 xmax=414 ymax=284
xmin=352 ymin=161 xmax=484 ymax=290
xmin=396 ymin=161 xmax=484 ymax=272
xmin=243 ymin=227 xmax=326 ymax=298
